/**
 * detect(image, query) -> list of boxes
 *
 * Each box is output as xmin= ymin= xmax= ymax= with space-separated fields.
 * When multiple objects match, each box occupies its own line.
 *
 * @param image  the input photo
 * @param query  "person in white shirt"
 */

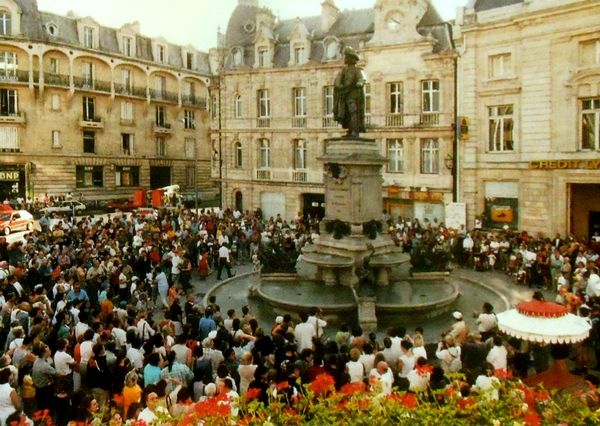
xmin=126 ymin=338 xmax=145 ymax=372
xmin=110 ymin=318 xmax=127 ymax=349
xmin=486 ymin=336 xmax=508 ymax=371
xmin=307 ymin=307 xmax=327 ymax=339
xmin=475 ymin=302 xmax=498 ymax=342
xmin=369 ymin=361 xmax=394 ymax=395
xmin=294 ymin=312 xmax=315 ymax=352
xmin=406 ymin=357 xmax=431 ymax=393
xmin=435 ymin=336 xmax=462 ymax=374
xmin=345 ymin=348 xmax=365 ymax=384
xmin=138 ymin=392 xmax=169 ymax=424
xmin=136 ymin=311 xmax=156 ymax=342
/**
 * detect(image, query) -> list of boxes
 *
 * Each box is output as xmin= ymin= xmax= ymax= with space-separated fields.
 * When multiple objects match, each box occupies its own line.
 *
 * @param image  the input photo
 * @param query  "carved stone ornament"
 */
xmin=325 ymin=163 xmax=348 ymax=184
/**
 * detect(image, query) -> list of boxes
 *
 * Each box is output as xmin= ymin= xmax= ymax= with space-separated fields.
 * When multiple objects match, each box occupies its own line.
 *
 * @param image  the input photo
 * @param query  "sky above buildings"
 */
xmin=36 ymin=0 xmax=465 ymax=51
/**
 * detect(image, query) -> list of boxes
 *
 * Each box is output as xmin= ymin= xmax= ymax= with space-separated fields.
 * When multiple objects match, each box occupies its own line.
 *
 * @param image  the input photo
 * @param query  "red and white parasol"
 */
xmin=497 ymin=300 xmax=591 ymax=344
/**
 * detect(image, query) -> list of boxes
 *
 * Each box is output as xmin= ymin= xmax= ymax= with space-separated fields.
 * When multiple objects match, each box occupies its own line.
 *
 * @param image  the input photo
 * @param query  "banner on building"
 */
xmin=445 ymin=202 xmax=466 ymax=231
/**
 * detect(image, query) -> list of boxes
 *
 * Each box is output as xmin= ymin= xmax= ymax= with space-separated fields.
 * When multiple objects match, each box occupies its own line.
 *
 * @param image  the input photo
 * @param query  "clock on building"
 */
xmin=385 ymin=10 xmax=403 ymax=32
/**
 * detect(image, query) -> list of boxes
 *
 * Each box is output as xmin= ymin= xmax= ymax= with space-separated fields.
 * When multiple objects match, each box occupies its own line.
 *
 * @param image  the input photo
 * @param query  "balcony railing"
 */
xmin=420 ymin=112 xmax=440 ymax=126
xmin=80 ymin=116 xmax=104 ymax=129
xmin=73 ymin=77 xmax=111 ymax=93
xmin=114 ymin=83 xmax=133 ymax=95
xmin=322 ymin=116 xmax=338 ymax=128
xmin=292 ymin=170 xmax=307 ymax=182
xmin=45 ymin=73 xmax=70 ymax=87
xmin=257 ymin=117 xmax=271 ymax=128
xmin=0 ymin=111 xmax=26 ymax=124
xmin=291 ymin=117 xmax=307 ymax=128
xmin=120 ymin=118 xmax=135 ymax=126
xmin=386 ymin=113 xmax=404 ymax=127
xmin=254 ymin=168 xmax=322 ymax=183
xmin=153 ymin=122 xmax=172 ymax=134
xmin=181 ymin=94 xmax=208 ymax=108
xmin=150 ymin=89 xmax=179 ymax=103
xmin=256 ymin=169 xmax=271 ymax=180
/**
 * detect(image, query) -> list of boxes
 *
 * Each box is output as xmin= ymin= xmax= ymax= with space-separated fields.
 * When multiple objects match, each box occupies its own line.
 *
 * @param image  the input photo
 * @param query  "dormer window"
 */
xmin=326 ymin=40 xmax=338 ymax=60
xmin=46 ymin=23 xmax=58 ymax=37
xmin=258 ymin=47 xmax=269 ymax=68
xmin=294 ymin=45 xmax=305 ymax=65
xmin=0 ymin=10 xmax=10 ymax=36
xmin=186 ymin=52 xmax=194 ymax=70
xmin=83 ymin=26 xmax=94 ymax=48
xmin=156 ymin=44 xmax=166 ymax=64
xmin=231 ymin=47 xmax=243 ymax=67
xmin=122 ymin=36 xmax=133 ymax=57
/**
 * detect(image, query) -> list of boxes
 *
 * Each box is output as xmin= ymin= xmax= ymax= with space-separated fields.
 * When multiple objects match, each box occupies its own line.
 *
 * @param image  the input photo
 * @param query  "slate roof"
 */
xmin=12 ymin=0 xmax=209 ymax=74
xmin=224 ymin=1 xmax=452 ymax=70
xmin=474 ymin=0 xmax=524 ymax=12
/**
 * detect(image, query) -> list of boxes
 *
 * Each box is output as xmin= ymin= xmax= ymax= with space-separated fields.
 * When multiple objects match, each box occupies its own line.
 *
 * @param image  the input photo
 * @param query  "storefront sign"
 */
xmin=530 ymin=159 xmax=600 ymax=170
xmin=484 ymin=197 xmax=518 ymax=229
xmin=0 ymin=171 xmax=19 ymax=181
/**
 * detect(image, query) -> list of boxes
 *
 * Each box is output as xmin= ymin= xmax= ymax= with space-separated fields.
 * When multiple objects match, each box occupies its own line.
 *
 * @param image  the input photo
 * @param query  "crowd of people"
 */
xmin=0 ymin=205 xmax=598 ymax=425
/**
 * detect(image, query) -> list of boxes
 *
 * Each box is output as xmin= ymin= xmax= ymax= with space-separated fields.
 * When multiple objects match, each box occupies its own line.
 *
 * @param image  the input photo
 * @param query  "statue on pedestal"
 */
xmin=355 ymin=243 xmax=376 ymax=297
xmin=333 ymin=47 xmax=366 ymax=138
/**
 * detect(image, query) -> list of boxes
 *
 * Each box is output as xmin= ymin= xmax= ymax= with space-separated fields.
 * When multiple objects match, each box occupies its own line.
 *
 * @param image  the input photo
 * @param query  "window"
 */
xmin=421 ymin=139 xmax=439 ymax=174
xmin=122 ymin=36 xmax=133 ymax=56
xmin=185 ymin=138 xmax=195 ymax=159
xmin=422 ymin=80 xmax=440 ymax=112
xmin=389 ymin=82 xmax=403 ymax=114
xmin=49 ymin=57 xmax=59 ymax=74
xmin=186 ymin=166 xmax=195 ymax=188
xmin=325 ymin=40 xmax=338 ymax=60
xmin=46 ymin=23 xmax=57 ymax=36
xmin=234 ymin=95 xmax=242 ymax=118
xmin=184 ymin=110 xmax=195 ymax=129
xmin=115 ymin=166 xmax=139 ymax=187
xmin=489 ymin=53 xmax=512 ymax=79
xmin=582 ymin=98 xmax=600 ymax=150
xmin=387 ymin=139 xmax=404 ymax=173
xmin=323 ymin=86 xmax=334 ymax=117
xmin=234 ymin=141 xmax=242 ymax=168
xmin=0 ymin=10 xmax=11 ymax=36
xmin=258 ymin=47 xmax=268 ymax=67
xmin=83 ymin=131 xmax=95 ymax=153
xmin=82 ymin=61 xmax=93 ymax=87
xmin=156 ymin=137 xmax=166 ymax=156
xmin=0 ymin=127 xmax=18 ymax=151
xmin=51 ymin=130 xmax=61 ymax=148
xmin=157 ymin=45 xmax=166 ymax=63
xmin=120 ymin=101 xmax=133 ymax=122
xmin=184 ymin=81 xmax=195 ymax=97
xmin=51 ymin=94 xmax=60 ymax=110
xmin=0 ymin=89 xmax=17 ymax=116
xmin=257 ymin=89 xmax=270 ymax=117
xmin=294 ymin=45 xmax=305 ymax=65
xmin=0 ymin=51 xmax=17 ymax=80
xmin=294 ymin=139 xmax=307 ymax=169
xmin=232 ymin=48 xmax=243 ymax=67
xmin=121 ymin=133 xmax=133 ymax=155
xmin=83 ymin=26 xmax=94 ymax=48
xmin=259 ymin=139 xmax=270 ymax=168
xmin=76 ymin=166 xmax=103 ymax=188
xmin=186 ymin=52 xmax=194 ymax=70
xmin=293 ymin=87 xmax=307 ymax=117
xmin=488 ymin=105 xmax=514 ymax=152
xmin=155 ymin=75 xmax=166 ymax=97
xmin=580 ymin=39 xmax=600 ymax=67
xmin=155 ymin=106 xmax=166 ymax=126
xmin=82 ymin=97 xmax=95 ymax=121
xmin=121 ymin=69 xmax=132 ymax=91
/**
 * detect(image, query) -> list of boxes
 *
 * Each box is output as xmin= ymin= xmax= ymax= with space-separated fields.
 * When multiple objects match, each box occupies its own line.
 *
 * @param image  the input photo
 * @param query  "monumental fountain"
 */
xmin=251 ymin=47 xmax=459 ymax=332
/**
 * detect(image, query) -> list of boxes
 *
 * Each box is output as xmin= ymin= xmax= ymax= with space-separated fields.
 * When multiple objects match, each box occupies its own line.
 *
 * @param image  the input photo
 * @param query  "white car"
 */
xmin=40 ymin=201 xmax=87 ymax=215
xmin=0 ymin=209 xmax=34 ymax=235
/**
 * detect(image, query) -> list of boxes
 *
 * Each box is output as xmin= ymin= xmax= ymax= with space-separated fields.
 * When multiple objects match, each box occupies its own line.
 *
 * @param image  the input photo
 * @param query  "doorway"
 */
xmin=302 ymin=193 xmax=325 ymax=220
xmin=589 ymin=211 xmax=600 ymax=241
xmin=150 ymin=167 xmax=171 ymax=189
xmin=235 ymin=191 xmax=243 ymax=212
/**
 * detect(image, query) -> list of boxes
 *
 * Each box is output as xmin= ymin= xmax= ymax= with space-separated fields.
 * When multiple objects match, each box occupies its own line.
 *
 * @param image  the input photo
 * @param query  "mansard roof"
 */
xmin=224 ymin=1 xmax=451 ymax=69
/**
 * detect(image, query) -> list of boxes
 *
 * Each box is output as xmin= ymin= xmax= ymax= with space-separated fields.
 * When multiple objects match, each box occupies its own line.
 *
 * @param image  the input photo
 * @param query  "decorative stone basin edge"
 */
xmin=256 ymin=283 xmax=356 ymax=313
xmin=456 ymin=275 xmax=510 ymax=312
xmin=376 ymin=280 xmax=459 ymax=311
xmin=260 ymin=273 xmax=299 ymax=281
xmin=410 ymin=271 xmax=451 ymax=280
xmin=203 ymin=271 xmax=259 ymax=307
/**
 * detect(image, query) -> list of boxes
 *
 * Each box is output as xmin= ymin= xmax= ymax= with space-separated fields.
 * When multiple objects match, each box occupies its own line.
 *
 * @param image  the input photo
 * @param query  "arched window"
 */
xmin=0 ymin=10 xmax=11 ymax=36
xmin=234 ymin=94 xmax=242 ymax=118
xmin=259 ymin=139 xmax=270 ymax=168
xmin=235 ymin=141 xmax=243 ymax=168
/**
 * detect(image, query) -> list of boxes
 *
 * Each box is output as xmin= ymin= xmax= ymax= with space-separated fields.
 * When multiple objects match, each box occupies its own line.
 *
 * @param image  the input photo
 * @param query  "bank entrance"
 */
xmin=570 ymin=183 xmax=600 ymax=240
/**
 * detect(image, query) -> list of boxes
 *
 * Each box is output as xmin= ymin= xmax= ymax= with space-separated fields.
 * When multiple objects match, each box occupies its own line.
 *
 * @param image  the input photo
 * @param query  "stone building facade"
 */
xmin=211 ymin=0 xmax=456 ymax=223
xmin=0 ymin=0 xmax=218 ymax=203
xmin=455 ymin=0 xmax=600 ymax=238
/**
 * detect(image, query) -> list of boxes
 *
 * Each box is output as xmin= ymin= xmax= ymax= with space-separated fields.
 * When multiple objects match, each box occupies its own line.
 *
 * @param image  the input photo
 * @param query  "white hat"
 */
xmin=275 ymin=316 xmax=284 ymax=324
xmin=452 ymin=311 xmax=463 ymax=320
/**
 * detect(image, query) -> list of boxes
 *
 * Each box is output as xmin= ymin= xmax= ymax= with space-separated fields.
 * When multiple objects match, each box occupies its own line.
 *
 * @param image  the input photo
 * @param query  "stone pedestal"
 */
xmin=357 ymin=297 xmax=378 ymax=333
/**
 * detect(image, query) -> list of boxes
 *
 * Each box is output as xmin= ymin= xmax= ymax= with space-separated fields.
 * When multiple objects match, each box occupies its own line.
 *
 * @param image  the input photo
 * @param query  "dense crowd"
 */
xmin=0 ymin=205 xmax=599 ymax=425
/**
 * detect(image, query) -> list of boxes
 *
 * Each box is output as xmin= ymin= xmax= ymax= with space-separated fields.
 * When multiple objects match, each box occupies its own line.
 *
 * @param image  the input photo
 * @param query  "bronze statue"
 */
xmin=334 ymin=47 xmax=366 ymax=138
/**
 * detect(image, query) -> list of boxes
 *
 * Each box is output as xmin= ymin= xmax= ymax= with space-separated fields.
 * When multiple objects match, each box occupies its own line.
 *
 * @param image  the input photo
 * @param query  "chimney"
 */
xmin=321 ymin=0 xmax=339 ymax=32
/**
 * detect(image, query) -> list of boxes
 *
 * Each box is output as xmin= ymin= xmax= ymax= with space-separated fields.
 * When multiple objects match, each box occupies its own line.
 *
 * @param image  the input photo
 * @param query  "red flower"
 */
xmin=535 ymin=390 xmax=551 ymax=402
xmin=401 ymin=393 xmax=418 ymax=409
xmin=340 ymin=382 xmax=366 ymax=396
xmin=245 ymin=387 xmax=262 ymax=401
xmin=493 ymin=368 xmax=513 ymax=379
xmin=415 ymin=364 xmax=434 ymax=376
xmin=519 ymin=385 xmax=536 ymax=409
xmin=309 ymin=373 xmax=336 ymax=395
xmin=276 ymin=381 xmax=290 ymax=392
xmin=523 ymin=410 xmax=542 ymax=426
